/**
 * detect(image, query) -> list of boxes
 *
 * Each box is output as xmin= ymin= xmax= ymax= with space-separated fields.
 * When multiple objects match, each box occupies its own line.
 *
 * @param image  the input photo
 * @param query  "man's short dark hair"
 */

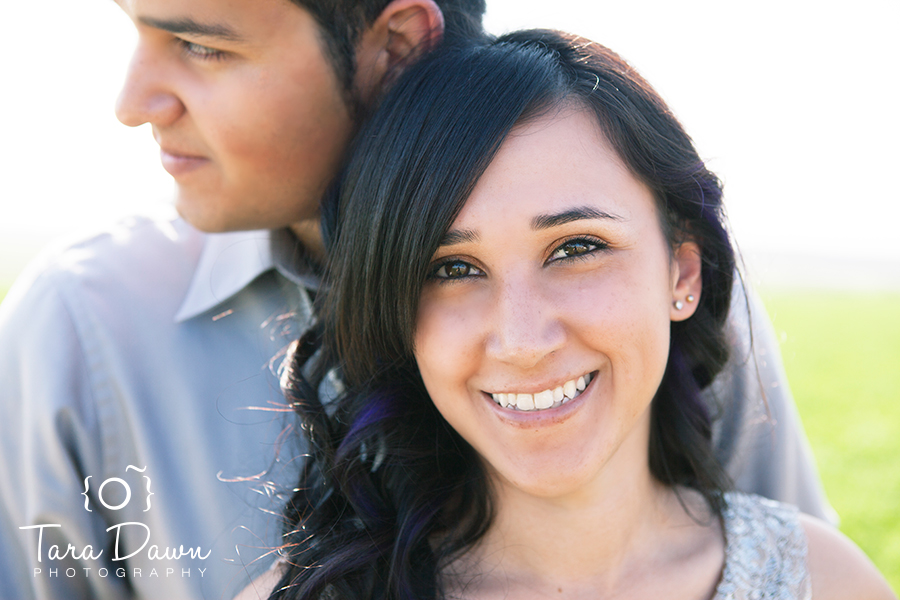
xmin=291 ymin=0 xmax=487 ymax=93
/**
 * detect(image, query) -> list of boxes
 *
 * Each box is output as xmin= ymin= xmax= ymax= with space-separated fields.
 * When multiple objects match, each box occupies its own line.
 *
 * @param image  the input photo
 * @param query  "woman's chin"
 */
xmin=482 ymin=404 xmax=655 ymax=504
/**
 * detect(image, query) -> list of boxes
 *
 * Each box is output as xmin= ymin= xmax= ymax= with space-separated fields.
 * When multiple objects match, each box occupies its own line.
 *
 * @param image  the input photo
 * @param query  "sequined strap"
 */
xmin=714 ymin=492 xmax=812 ymax=600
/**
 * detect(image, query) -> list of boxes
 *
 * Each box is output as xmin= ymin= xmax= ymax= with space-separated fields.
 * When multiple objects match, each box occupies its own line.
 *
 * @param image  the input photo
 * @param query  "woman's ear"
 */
xmin=353 ymin=0 xmax=445 ymax=106
xmin=670 ymin=241 xmax=703 ymax=322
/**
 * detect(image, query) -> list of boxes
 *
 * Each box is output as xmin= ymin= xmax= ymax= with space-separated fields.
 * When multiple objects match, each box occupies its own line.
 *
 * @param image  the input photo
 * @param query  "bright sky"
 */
xmin=2 ymin=0 xmax=898 ymax=282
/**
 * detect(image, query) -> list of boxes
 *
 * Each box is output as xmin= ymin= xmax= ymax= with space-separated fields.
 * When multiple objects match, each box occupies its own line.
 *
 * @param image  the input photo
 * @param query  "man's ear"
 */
xmin=670 ymin=241 xmax=703 ymax=322
xmin=353 ymin=0 xmax=444 ymax=105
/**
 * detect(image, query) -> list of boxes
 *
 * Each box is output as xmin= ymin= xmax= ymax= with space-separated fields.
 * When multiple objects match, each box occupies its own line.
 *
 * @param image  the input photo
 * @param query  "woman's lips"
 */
xmin=159 ymin=149 xmax=209 ymax=177
xmin=489 ymin=372 xmax=594 ymax=411
xmin=482 ymin=371 xmax=598 ymax=427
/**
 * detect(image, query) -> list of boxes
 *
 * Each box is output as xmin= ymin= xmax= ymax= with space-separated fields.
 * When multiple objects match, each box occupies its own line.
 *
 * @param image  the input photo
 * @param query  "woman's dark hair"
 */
xmin=273 ymin=29 xmax=736 ymax=600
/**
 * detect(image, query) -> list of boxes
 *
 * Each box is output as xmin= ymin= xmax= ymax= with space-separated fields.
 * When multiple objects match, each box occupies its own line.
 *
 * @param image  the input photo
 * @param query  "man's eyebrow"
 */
xmin=138 ymin=16 xmax=244 ymax=41
xmin=531 ymin=206 xmax=622 ymax=230
xmin=437 ymin=229 xmax=479 ymax=248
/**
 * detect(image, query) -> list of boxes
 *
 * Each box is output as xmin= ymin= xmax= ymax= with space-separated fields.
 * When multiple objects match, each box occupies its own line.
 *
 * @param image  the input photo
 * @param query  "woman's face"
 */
xmin=413 ymin=108 xmax=702 ymax=501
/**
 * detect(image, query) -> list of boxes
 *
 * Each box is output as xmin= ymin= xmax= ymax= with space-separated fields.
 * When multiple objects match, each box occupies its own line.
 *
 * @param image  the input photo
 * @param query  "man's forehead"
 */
xmin=138 ymin=14 xmax=244 ymax=41
xmin=114 ymin=0 xmax=306 ymax=36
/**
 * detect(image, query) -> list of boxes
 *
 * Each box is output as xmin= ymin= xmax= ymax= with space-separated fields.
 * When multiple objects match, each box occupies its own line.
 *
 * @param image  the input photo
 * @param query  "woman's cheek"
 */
xmin=415 ymin=291 xmax=482 ymax=393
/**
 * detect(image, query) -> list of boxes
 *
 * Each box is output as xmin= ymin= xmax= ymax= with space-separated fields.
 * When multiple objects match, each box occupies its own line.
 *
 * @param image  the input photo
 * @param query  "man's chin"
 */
xmin=173 ymin=198 xmax=242 ymax=233
xmin=173 ymin=190 xmax=317 ymax=235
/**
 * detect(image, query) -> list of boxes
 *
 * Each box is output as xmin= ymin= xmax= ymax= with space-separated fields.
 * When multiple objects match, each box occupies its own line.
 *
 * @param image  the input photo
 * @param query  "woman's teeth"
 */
xmin=490 ymin=373 xmax=593 ymax=411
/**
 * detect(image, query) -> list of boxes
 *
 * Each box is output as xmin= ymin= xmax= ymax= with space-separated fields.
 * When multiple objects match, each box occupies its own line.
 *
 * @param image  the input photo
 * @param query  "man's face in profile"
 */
xmin=114 ymin=0 xmax=355 ymax=234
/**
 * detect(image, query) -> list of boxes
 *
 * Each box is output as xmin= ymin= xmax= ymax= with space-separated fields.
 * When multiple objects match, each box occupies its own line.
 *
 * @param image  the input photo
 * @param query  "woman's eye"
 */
xmin=431 ymin=260 xmax=483 ymax=280
xmin=549 ymin=238 xmax=605 ymax=262
xmin=180 ymin=40 xmax=225 ymax=61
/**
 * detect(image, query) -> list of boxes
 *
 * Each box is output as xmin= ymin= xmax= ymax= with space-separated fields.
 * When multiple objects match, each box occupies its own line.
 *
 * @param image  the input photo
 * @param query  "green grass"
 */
xmin=763 ymin=292 xmax=900 ymax=593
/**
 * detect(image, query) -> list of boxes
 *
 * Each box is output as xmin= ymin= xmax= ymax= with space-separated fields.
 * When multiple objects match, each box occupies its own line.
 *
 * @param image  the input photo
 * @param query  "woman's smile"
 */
xmin=486 ymin=370 xmax=595 ymax=410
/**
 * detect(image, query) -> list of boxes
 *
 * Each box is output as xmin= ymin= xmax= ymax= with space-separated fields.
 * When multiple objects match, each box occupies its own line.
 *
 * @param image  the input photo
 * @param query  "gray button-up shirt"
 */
xmin=0 ymin=218 xmax=315 ymax=599
xmin=0 ymin=216 xmax=833 ymax=600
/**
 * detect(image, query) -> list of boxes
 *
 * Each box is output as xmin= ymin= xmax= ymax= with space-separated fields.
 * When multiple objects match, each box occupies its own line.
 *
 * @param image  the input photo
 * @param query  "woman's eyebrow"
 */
xmin=531 ymin=206 xmax=622 ymax=230
xmin=437 ymin=229 xmax=479 ymax=248
xmin=138 ymin=16 xmax=244 ymax=41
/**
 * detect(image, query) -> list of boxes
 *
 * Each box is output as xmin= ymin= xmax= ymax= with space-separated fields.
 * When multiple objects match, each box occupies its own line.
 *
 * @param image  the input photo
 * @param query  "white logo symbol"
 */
xmin=81 ymin=465 xmax=153 ymax=512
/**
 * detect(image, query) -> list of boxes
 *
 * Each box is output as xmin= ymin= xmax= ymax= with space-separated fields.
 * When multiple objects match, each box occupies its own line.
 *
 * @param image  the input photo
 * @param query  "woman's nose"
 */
xmin=115 ymin=42 xmax=184 ymax=128
xmin=485 ymin=276 xmax=566 ymax=369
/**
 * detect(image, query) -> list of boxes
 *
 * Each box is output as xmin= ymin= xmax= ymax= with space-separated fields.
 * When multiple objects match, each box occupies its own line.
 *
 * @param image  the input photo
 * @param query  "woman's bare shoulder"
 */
xmin=233 ymin=560 xmax=287 ymax=600
xmin=801 ymin=514 xmax=897 ymax=600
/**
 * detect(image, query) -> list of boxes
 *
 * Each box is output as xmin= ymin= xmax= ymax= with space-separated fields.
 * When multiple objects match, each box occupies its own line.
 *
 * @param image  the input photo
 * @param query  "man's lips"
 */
xmin=159 ymin=149 xmax=208 ymax=177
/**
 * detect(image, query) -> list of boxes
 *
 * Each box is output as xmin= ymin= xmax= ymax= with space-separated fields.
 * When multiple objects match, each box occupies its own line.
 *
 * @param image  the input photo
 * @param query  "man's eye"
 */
xmin=548 ymin=238 xmax=607 ymax=262
xmin=180 ymin=40 xmax=226 ymax=61
xmin=431 ymin=260 xmax=482 ymax=280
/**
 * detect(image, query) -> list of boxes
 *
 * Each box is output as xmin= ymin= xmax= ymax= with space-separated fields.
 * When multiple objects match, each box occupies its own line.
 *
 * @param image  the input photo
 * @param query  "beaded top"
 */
xmin=714 ymin=492 xmax=812 ymax=600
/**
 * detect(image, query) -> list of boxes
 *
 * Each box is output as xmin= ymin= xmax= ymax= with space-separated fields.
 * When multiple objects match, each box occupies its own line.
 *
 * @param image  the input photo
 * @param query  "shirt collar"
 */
xmin=175 ymin=228 xmax=322 ymax=323
xmin=268 ymin=227 xmax=323 ymax=292
xmin=175 ymin=229 xmax=274 ymax=322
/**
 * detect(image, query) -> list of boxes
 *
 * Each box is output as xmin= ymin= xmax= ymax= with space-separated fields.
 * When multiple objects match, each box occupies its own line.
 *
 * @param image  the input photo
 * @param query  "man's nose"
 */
xmin=115 ymin=42 xmax=184 ymax=128
xmin=485 ymin=275 xmax=566 ymax=369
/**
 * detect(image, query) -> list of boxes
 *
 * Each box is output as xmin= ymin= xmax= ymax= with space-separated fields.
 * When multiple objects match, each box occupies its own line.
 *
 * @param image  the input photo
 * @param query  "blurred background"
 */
xmin=1 ymin=0 xmax=898 ymax=589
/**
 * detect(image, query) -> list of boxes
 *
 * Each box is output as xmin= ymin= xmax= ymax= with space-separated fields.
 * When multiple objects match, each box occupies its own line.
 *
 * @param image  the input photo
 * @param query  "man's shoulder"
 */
xmin=34 ymin=215 xmax=204 ymax=288
xmin=1 ymin=216 xmax=206 ymax=324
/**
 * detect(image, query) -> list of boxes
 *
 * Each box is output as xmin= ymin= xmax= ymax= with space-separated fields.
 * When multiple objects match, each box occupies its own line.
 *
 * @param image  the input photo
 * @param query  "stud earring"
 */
xmin=674 ymin=300 xmax=684 ymax=310
xmin=687 ymin=294 xmax=695 ymax=303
